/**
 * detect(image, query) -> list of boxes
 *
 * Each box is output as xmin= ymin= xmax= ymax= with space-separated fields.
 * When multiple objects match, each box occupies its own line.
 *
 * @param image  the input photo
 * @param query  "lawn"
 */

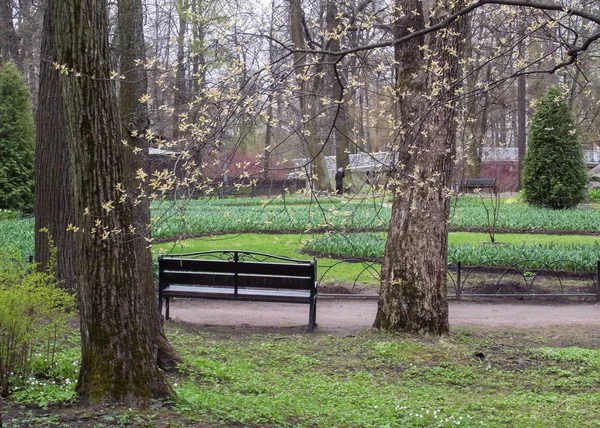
xmin=5 ymin=325 xmax=600 ymax=427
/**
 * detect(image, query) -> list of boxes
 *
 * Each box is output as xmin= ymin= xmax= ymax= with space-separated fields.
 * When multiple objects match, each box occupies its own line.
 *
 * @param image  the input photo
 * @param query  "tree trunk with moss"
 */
xmin=117 ymin=0 xmax=181 ymax=371
xmin=48 ymin=0 xmax=172 ymax=405
xmin=374 ymin=0 xmax=465 ymax=335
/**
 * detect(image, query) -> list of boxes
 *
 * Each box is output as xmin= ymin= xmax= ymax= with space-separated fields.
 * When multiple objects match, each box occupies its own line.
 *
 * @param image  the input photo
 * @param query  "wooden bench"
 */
xmin=217 ymin=185 xmax=238 ymax=199
xmin=158 ymin=251 xmax=318 ymax=332
xmin=464 ymin=177 xmax=497 ymax=192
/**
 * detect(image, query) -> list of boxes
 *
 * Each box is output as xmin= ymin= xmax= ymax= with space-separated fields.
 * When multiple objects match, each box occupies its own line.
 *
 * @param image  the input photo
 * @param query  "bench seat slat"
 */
xmin=162 ymin=285 xmax=313 ymax=302
xmin=161 ymin=271 xmax=314 ymax=290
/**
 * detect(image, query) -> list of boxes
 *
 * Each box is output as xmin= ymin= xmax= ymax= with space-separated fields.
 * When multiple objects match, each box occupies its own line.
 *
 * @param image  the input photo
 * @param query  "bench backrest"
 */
xmin=159 ymin=252 xmax=316 ymax=292
xmin=465 ymin=177 xmax=496 ymax=187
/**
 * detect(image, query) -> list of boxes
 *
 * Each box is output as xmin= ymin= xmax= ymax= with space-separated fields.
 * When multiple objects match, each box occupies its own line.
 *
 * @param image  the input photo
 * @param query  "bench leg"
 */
xmin=308 ymin=299 xmax=317 ymax=332
xmin=158 ymin=292 xmax=164 ymax=321
xmin=165 ymin=297 xmax=170 ymax=320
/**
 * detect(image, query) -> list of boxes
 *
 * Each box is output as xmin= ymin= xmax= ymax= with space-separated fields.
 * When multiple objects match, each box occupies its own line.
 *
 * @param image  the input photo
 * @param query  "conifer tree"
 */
xmin=0 ymin=61 xmax=35 ymax=212
xmin=522 ymin=87 xmax=588 ymax=209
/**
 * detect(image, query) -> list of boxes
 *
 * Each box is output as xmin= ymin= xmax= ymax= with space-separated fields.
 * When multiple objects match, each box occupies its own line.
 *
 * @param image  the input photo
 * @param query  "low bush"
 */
xmin=0 ymin=209 xmax=20 ymax=220
xmin=0 ymin=217 xmax=34 ymax=258
xmin=588 ymin=188 xmax=600 ymax=203
xmin=0 ymin=247 xmax=75 ymax=396
xmin=305 ymin=233 xmax=600 ymax=270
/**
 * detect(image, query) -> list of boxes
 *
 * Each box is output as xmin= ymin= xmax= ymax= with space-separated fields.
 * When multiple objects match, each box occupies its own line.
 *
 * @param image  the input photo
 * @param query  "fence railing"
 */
xmin=448 ymin=260 xmax=600 ymax=301
xmin=317 ymin=258 xmax=600 ymax=301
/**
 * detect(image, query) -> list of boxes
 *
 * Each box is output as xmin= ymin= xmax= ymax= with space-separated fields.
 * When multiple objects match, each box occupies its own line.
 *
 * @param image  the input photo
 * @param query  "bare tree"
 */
xmin=289 ymin=0 xmax=332 ymax=191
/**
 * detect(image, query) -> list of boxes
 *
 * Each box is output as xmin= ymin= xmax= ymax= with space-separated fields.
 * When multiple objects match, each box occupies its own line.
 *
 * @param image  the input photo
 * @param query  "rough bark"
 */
xmin=49 ymin=0 xmax=172 ymax=405
xmin=35 ymin=5 xmax=77 ymax=291
xmin=117 ymin=0 xmax=181 ymax=371
xmin=374 ymin=0 xmax=466 ymax=335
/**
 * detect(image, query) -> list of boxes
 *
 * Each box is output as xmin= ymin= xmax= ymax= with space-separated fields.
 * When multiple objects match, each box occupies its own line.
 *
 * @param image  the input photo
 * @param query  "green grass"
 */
xmin=165 ymin=328 xmax=600 ymax=427
xmin=155 ymin=232 xmax=600 ymax=256
xmin=155 ymin=231 xmax=600 ymax=285
xmin=450 ymin=232 xmax=600 ymax=246
xmin=13 ymin=326 xmax=600 ymax=426
xmin=0 ymin=217 xmax=34 ymax=258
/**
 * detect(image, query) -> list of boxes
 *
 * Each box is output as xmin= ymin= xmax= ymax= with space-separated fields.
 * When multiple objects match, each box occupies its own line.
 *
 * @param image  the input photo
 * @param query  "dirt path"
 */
xmin=167 ymin=298 xmax=600 ymax=333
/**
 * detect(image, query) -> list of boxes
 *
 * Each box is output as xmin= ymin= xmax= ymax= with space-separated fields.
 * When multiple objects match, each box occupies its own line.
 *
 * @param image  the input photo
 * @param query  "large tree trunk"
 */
xmin=35 ymin=5 xmax=77 ymax=291
xmin=117 ymin=0 xmax=181 ymax=371
xmin=374 ymin=0 xmax=465 ymax=334
xmin=48 ymin=0 xmax=172 ymax=405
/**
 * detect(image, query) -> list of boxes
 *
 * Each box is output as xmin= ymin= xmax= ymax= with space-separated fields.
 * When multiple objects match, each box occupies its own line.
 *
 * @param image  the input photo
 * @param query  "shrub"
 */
xmin=0 ymin=62 xmax=35 ymax=213
xmin=521 ymin=87 xmax=588 ymax=209
xmin=0 ymin=247 xmax=75 ymax=396
xmin=588 ymin=188 xmax=600 ymax=203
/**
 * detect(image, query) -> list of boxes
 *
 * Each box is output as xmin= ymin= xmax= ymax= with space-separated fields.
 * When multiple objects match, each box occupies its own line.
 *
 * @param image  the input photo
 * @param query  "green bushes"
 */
xmin=304 ymin=233 xmax=600 ymax=270
xmin=451 ymin=197 xmax=600 ymax=231
xmin=0 ymin=62 xmax=35 ymax=213
xmin=522 ymin=87 xmax=588 ymax=209
xmin=0 ymin=248 xmax=75 ymax=396
xmin=589 ymin=189 xmax=600 ymax=203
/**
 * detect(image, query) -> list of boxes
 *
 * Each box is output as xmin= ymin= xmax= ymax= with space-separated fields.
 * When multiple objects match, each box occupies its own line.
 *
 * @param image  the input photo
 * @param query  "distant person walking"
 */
xmin=335 ymin=167 xmax=345 ymax=195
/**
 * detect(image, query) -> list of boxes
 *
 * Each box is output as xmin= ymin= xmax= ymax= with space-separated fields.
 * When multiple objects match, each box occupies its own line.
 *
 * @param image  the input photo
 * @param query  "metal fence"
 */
xmin=317 ymin=258 xmax=600 ymax=301
xmin=448 ymin=260 xmax=600 ymax=301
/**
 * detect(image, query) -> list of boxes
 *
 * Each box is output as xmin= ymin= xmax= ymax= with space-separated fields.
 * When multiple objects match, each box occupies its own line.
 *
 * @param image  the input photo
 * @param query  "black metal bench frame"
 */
xmin=464 ymin=177 xmax=497 ymax=192
xmin=158 ymin=250 xmax=318 ymax=332
xmin=217 ymin=184 xmax=238 ymax=199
